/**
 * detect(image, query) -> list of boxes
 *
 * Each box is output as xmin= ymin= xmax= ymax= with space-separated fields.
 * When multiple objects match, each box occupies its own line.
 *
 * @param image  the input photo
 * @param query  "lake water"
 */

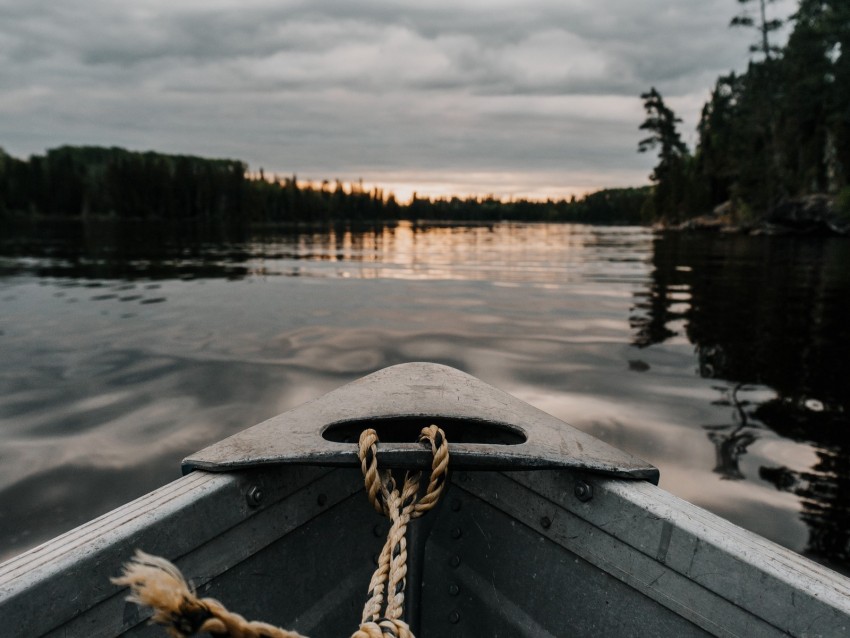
xmin=1 ymin=219 xmax=849 ymax=574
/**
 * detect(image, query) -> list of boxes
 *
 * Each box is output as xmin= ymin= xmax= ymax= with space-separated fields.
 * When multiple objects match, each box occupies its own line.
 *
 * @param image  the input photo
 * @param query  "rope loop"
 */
xmin=357 ymin=425 xmax=450 ymax=626
xmin=358 ymin=424 xmax=450 ymax=518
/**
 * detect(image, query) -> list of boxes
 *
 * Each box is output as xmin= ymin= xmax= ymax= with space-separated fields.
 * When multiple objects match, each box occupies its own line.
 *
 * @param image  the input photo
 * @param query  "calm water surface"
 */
xmin=1 ymin=219 xmax=848 ymax=573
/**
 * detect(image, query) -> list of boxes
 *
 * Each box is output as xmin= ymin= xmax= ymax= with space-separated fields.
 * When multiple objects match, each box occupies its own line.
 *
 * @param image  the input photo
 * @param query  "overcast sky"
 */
xmin=0 ymin=0 xmax=795 ymax=200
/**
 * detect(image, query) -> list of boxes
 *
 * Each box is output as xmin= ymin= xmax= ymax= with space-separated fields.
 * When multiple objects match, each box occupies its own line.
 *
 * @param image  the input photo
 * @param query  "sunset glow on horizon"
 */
xmin=247 ymin=169 xmax=650 ymax=204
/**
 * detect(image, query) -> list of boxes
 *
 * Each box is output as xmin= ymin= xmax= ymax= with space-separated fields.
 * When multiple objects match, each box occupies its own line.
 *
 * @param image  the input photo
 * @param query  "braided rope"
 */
xmin=359 ymin=429 xmax=386 ymax=515
xmin=112 ymin=426 xmax=449 ymax=638
xmin=413 ymin=425 xmax=449 ymax=517
xmin=358 ymin=425 xmax=449 ymax=626
xmin=351 ymin=618 xmax=414 ymax=637
xmin=358 ymin=424 xmax=450 ymax=519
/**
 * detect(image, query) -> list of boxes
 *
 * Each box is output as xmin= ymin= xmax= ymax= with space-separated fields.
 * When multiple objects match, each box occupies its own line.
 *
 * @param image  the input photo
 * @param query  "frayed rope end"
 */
xmin=112 ymin=550 xmax=308 ymax=638
xmin=111 ymin=550 xmax=194 ymax=613
xmin=111 ymin=550 xmax=216 ymax=637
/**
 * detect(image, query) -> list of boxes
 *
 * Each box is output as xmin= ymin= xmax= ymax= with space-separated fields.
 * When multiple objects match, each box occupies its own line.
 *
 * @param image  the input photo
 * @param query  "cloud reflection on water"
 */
xmin=1 ymin=220 xmax=847 ymax=574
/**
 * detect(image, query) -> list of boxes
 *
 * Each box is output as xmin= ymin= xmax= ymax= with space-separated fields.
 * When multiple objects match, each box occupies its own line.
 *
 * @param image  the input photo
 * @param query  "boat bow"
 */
xmin=183 ymin=362 xmax=659 ymax=483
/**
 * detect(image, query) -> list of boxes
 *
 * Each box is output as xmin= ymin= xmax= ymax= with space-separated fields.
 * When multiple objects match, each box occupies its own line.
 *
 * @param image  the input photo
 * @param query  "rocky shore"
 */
xmin=671 ymin=194 xmax=850 ymax=236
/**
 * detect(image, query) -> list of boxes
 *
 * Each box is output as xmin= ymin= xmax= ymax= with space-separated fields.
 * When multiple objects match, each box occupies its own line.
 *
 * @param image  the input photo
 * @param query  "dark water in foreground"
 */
xmin=1 ymin=219 xmax=849 ymax=573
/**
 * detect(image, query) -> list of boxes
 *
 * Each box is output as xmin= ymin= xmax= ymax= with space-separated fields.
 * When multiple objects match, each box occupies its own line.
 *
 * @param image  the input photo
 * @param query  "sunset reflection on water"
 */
xmin=241 ymin=221 xmax=644 ymax=284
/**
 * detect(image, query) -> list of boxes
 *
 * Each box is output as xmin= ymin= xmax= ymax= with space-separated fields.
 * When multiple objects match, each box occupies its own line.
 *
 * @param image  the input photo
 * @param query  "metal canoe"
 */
xmin=2 ymin=363 xmax=849 ymax=637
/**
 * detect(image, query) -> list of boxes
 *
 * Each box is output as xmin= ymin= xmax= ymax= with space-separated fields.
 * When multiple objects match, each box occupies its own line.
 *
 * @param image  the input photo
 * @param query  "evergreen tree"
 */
xmin=730 ymin=0 xmax=784 ymax=59
xmin=779 ymin=5 xmax=834 ymax=195
xmin=787 ymin=0 xmax=850 ymax=193
xmin=638 ymin=88 xmax=692 ymax=221
xmin=695 ymin=73 xmax=745 ymax=207
xmin=732 ymin=61 xmax=785 ymax=212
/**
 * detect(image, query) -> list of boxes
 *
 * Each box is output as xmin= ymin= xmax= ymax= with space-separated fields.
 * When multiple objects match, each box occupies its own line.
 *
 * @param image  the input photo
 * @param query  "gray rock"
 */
xmin=766 ymin=194 xmax=844 ymax=233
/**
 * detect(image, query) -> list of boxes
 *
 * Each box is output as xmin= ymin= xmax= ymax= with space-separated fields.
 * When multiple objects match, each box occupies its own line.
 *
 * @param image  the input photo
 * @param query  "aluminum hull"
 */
xmin=2 ymin=364 xmax=848 ymax=637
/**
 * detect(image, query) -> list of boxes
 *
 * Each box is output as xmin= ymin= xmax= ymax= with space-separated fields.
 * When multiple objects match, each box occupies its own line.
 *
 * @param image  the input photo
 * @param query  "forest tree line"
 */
xmin=0 ymin=145 xmax=648 ymax=225
xmin=638 ymin=0 xmax=850 ymax=225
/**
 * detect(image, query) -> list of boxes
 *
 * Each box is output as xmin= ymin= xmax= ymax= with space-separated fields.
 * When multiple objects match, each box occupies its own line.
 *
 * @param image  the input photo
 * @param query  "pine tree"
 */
xmin=787 ymin=0 xmax=850 ymax=193
xmin=730 ymin=0 xmax=784 ymax=59
xmin=695 ymin=73 xmax=745 ymax=207
xmin=638 ymin=88 xmax=692 ymax=221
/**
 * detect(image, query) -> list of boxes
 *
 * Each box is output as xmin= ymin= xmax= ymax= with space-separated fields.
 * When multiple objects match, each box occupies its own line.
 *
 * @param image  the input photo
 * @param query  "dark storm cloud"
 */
xmin=0 ymin=0 xmax=795 ymax=196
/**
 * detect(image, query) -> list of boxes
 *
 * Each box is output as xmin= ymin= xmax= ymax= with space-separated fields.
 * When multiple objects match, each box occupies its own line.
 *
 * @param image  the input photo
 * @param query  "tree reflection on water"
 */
xmin=703 ymin=383 xmax=761 ymax=481
xmin=631 ymin=231 xmax=850 ymax=569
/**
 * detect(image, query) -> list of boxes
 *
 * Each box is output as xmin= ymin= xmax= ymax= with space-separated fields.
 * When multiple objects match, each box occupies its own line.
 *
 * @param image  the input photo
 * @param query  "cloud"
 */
xmin=0 ymin=0 xmax=797 ymax=197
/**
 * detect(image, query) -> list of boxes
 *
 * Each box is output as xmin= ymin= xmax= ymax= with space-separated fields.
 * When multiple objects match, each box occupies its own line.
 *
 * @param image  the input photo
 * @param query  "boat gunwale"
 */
xmin=0 ymin=464 xmax=346 ymax=636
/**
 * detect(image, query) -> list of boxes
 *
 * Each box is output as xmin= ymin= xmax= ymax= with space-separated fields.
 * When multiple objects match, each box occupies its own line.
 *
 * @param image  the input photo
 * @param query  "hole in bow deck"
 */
xmin=322 ymin=416 xmax=527 ymax=445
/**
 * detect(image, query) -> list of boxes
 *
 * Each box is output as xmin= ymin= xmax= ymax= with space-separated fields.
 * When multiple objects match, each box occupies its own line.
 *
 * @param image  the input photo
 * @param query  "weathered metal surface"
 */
xmin=183 ymin=362 xmax=659 ymax=482
xmin=3 ymin=467 xmax=850 ymax=636
xmin=171 ymin=476 xmax=385 ymax=637
xmin=450 ymin=469 xmax=850 ymax=637
xmin=0 ymin=465 xmax=356 ymax=637
xmin=421 ymin=477 xmax=714 ymax=637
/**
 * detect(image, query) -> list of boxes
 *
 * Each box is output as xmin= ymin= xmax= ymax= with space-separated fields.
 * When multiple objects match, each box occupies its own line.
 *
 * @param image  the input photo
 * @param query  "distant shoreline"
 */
xmin=1 ymin=210 xmax=648 ymax=228
xmin=0 ymin=144 xmax=650 ymax=226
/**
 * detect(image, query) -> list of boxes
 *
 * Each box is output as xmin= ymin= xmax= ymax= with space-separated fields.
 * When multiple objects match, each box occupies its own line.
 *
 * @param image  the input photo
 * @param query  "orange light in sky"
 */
xmin=246 ymin=168 xmax=648 ymax=204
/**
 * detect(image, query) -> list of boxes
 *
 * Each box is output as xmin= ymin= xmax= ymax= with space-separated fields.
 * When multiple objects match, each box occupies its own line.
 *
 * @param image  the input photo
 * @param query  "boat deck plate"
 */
xmin=183 ymin=363 xmax=659 ymax=483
